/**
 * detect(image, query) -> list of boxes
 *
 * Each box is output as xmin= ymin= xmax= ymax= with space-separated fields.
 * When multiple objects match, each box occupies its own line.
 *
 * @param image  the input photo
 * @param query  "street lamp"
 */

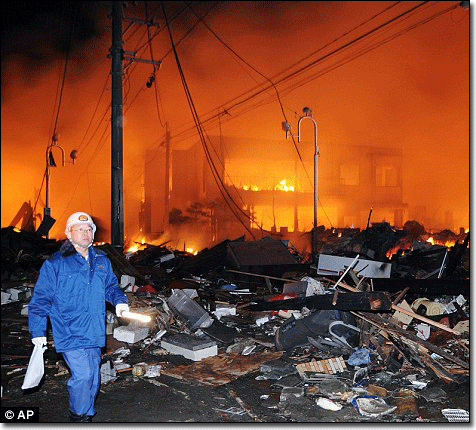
xmin=43 ymin=134 xmax=77 ymax=238
xmin=284 ymin=107 xmax=319 ymax=258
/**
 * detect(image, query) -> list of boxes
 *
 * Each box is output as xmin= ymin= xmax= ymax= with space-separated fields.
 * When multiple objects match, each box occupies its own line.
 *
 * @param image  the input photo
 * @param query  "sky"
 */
xmin=1 ymin=1 xmax=470 ymax=246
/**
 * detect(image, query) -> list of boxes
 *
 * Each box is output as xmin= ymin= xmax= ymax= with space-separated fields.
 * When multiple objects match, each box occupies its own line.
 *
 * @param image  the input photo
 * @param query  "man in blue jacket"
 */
xmin=28 ymin=212 xmax=129 ymax=422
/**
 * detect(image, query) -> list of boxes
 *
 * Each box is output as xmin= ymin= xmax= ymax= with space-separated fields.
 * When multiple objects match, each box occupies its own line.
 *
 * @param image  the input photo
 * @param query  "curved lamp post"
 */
xmin=284 ymin=107 xmax=319 ymax=258
xmin=44 ymin=134 xmax=77 ymax=238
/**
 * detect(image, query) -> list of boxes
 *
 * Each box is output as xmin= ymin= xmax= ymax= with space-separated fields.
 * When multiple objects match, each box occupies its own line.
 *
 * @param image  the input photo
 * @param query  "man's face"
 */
xmin=67 ymin=224 xmax=94 ymax=249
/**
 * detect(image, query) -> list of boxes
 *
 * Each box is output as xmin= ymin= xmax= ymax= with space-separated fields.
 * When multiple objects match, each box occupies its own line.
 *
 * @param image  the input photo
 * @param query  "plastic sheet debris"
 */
xmin=404 ymin=374 xmax=428 ymax=390
xmin=347 ymin=348 xmax=371 ymax=366
xmin=352 ymin=396 xmax=397 ymax=417
xmin=316 ymin=397 xmax=343 ymax=411
xmin=441 ymin=408 xmax=469 ymax=422
xmin=415 ymin=323 xmax=430 ymax=340
xmin=212 ymin=304 xmax=236 ymax=319
xmin=112 ymin=347 xmax=131 ymax=358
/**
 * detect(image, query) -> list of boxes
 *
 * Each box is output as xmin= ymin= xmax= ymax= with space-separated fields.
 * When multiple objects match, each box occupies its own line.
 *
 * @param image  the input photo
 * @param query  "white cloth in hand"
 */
xmin=116 ymin=303 xmax=129 ymax=317
xmin=32 ymin=337 xmax=47 ymax=347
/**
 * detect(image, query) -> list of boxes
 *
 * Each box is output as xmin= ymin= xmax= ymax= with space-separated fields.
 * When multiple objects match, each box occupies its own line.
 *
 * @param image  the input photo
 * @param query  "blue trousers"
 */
xmin=62 ymin=347 xmax=101 ymax=417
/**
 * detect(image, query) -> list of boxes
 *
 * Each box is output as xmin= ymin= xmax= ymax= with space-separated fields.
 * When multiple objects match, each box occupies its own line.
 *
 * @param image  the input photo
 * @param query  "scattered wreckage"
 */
xmin=1 ymin=222 xmax=469 ymax=422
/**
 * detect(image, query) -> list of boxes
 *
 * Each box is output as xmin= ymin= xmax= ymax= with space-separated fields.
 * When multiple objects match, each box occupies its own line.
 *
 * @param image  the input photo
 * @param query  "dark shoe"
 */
xmin=69 ymin=412 xmax=93 ymax=422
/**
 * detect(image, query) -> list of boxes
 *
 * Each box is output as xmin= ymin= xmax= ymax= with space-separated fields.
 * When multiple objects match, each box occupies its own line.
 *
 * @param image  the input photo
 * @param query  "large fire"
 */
xmin=126 ymin=237 xmax=146 ymax=254
xmin=426 ymin=236 xmax=457 ymax=248
xmin=386 ymin=234 xmax=462 ymax=260
xmin=274 ymin=179 xmax=295 ymax=192
xmin=242 ymin=179 xmax=295 ymax=192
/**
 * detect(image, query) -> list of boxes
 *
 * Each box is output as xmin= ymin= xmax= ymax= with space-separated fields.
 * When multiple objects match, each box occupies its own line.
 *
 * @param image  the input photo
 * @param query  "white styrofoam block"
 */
xmin=1 ymin=292 xmax=11 ymax=305
xmin=161 ymin=340 xmax=217 ymax=361
xmin=7 ymin=288 xmax=22 ymax=301
xmin=113 ymin=325 xmax=149 ymax=344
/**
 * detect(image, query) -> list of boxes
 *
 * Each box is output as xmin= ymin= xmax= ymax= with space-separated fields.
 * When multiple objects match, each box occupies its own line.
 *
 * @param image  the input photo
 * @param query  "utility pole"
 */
xmin=109 ymin=3 xmax=161 ymax=252
xmin=164 ymin=123 xmax=171 ymax=231
xmin=110 ymin=1 xmax=124 ymax=252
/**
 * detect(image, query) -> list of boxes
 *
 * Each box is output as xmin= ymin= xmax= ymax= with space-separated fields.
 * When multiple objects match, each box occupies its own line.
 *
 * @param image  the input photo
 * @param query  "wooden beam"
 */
xmin=247 ymin=291 xmax=392 ymax=312
xmin=351 ymin=311 xmax=469 ymax=369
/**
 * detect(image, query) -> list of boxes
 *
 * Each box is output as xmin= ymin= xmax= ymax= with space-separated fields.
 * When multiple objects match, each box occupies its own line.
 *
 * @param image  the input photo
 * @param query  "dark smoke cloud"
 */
xmin=1 ymin=1 xmax=104 ymax=99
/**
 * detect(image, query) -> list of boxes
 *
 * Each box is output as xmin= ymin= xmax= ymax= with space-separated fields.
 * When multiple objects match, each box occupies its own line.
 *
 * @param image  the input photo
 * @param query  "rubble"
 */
xmin=0 ymin=222 xmax=469 ymax=422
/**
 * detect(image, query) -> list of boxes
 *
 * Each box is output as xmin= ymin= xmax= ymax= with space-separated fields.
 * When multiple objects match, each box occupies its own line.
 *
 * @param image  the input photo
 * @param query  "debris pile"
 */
xmin=1 ymin=222 xmax=469 ymax=422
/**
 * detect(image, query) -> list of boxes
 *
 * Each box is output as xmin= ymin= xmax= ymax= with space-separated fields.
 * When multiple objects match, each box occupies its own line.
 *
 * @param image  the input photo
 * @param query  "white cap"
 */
xmin=65 ymin=212 xmax=96 ymax=236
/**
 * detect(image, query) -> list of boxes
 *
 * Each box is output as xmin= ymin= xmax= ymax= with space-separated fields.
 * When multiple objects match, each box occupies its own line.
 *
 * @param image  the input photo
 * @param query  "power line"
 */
xmin=167 ymin=1 xmax=443 ymax=144
xmin=162 ymin=2 xmax=264 ymax=238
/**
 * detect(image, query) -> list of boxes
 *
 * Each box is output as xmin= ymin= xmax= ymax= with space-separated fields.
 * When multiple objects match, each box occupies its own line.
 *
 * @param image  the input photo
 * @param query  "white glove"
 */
xmin=116 ymin=303 xmax=129 ymax=317
xmin=32 ymin=337 xmax=47 ymax=347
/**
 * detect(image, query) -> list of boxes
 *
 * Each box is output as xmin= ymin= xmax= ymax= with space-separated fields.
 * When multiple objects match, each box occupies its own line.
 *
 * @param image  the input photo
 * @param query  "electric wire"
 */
xmin=164 ymin=15 xmax=259 ymax=238
xmin=76 ymin=72 xmax=111 ymax=153
xmin=153 ymin=1 xmax=432 ymax=228
xmin=33 ymin=2 xmax=77 ymax=225
xmin=159 ymin=1 xmax=460 ymax=229
xmin=185 ymin=2 xmax=306 ymax=167
xmin=184 ymin=1 xmax=326 ymax=227
xmin=162 ymin=2 xmax=261 ymax=238
xmin=145 ymin=1 xmax=165 ymax=128
xmin=167 ymin=1 xmax=435 ymax=144
xmin=49 ymin=1 xmax=464 ymax=233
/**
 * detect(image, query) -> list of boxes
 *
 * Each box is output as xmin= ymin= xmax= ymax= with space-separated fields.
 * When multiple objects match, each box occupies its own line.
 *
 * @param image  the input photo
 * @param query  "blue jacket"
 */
xmin=28 ymin=241 xmax=128 ymax=352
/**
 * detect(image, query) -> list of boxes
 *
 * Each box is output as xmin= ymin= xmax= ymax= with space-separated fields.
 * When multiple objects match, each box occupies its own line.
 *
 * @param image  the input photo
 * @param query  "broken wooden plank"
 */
xmin=351 ymin=312 xmax=469 ymax=369
xmin=334 ymin=279 xmax=460 ymax=334
xmin=417 ymin=348 xmax=456 ymax=384
xmin=247 ymin=291 xmax=392 ymax=312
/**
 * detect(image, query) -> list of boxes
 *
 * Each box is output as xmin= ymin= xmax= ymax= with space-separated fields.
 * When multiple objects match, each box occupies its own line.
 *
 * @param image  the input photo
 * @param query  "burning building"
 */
xmin=141 ymin=134 xmax=406 ymax=250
